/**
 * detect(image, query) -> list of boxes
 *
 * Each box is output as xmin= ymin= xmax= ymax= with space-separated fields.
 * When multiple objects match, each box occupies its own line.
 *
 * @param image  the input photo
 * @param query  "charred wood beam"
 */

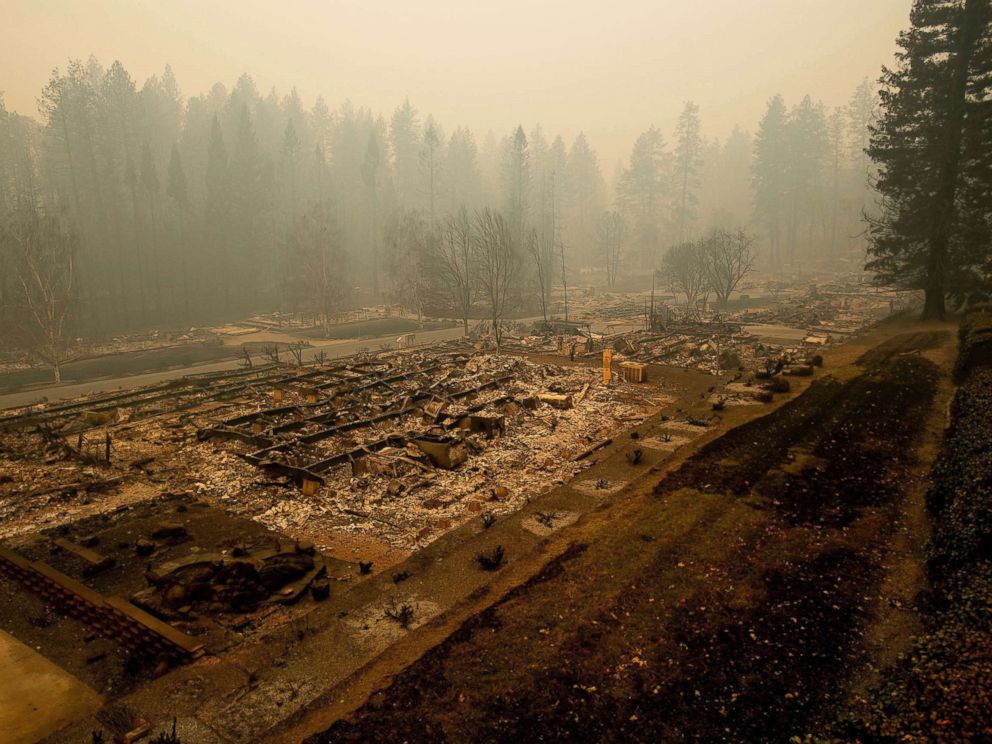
xmin=307 ymin=434 xmax=409 ymax=473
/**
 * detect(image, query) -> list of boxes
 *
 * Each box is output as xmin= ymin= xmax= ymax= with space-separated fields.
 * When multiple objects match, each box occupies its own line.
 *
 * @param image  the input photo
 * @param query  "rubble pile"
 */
xmin=132 ymin=540 xmax=326 ymax=617
xmin=604 ymin=279 xmax=912 ymax=374
xmin=0 ymin=274 xmax=913 ymax=558
xmin=191 ymin=353 xmax=668 ymax=550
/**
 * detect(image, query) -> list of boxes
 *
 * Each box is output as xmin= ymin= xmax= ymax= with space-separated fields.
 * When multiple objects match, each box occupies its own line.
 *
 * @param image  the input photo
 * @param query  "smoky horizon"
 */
xmin=2 ymin=0 xmax=911 ymax=169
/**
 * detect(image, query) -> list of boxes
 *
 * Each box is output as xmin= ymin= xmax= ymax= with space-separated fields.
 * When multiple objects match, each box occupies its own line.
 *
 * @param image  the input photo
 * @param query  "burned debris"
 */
xmin=0 ymin=272 xmax=900 ymax=743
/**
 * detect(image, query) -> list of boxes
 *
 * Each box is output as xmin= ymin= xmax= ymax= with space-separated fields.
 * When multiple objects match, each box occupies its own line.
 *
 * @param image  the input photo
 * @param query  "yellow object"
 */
xmin=619 ymin=361 xmax=647 ymax=383
xmin=603 ymin=349 xmax=612 ymax=383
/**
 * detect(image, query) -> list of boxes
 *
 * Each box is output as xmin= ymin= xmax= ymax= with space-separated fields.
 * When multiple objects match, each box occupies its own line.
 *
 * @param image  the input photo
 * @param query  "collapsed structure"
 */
xmin=0 ymin=276 xmax=912 ymax=741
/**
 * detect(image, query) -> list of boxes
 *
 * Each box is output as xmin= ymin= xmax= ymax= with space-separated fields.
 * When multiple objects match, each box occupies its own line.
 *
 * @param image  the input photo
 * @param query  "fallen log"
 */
xmin=573 ymin=438 xmax=613 ymax=461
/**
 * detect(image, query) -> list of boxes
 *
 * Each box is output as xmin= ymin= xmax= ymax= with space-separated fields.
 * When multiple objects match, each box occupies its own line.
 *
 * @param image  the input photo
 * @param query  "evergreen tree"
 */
xmin=444 ymin=126 xmax=481 ymax=214
xmin=204 ymin=116 xmax=230 ymax=309
xmin=617 ymin=126 xmax=668 ymax=265
xmin=390 ymin=99 xmax=420 ymax=209
xmin=501 ymin=125 xmax=530 ymax=246
xmin=752 ymin=95 xmax=789 ymax=267
xmin=784 ymin=95 xmax=828 ymax=263
xmin=564 ymin=132 xmax=605 ymax=263
xmin=867 ymin=0 xmax=992 ymax=317
xmin=420 ymin=117 xmax=442 ymax=224
xmin=672 ymin=101 xmax=703 ymax=243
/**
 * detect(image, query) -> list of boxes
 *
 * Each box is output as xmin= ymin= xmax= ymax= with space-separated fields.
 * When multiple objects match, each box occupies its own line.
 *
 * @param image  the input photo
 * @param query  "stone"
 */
xmin=310 ymin=579 xmax=330 ymax=601
xmin=164 ymin=584 xmax=186 ymax=608
xmin=295 ymin=540 xmax=315 ymax=555
xmin=135 ymin=538 xmax=155 ymax=556
xmin=151 ymin=522 xmax=189 ymax=544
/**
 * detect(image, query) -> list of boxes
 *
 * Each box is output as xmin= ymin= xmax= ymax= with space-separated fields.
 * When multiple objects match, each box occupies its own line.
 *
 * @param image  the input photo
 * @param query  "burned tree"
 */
xmin=597 ymin=211 xmax=626 ymax=289
xmin=660 ymin=241 xmax=707 ymax=311
xmin=285 ymin=203 xmax=349 ymax=334
xmin=383 ymin=209 xmax=430 ymax=320
xmin=473 ymin=208 xmax=519 ymax=352
xmin=527 ymin=227 xmax=555 ymax=321
xmin=2 ymin=206 xmax=76 ymax=383
xmin=700 ymin=228 xmax=756 ymax=308
xmin=424 ymin=207 xmax=476 ymax=334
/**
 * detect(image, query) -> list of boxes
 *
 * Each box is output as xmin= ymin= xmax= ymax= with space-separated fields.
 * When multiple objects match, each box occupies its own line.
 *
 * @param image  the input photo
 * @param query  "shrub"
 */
xmin=762 ymin=377 xmax=791 ymax=394
xmin=385 ymin=603 xmax=415 ymax=628
xmin=476 ymin=545 xmax=505 ymax=571
xmin=955 ymin=309 xmax=992 ymax=381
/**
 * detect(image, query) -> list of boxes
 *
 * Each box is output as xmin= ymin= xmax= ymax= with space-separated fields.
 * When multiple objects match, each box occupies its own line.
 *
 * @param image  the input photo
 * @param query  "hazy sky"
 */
xmin=2 ymin=0 xmax=911 ymax=166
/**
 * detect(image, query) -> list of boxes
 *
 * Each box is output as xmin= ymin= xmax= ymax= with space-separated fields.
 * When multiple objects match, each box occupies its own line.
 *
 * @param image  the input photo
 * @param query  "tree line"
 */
xmin=0 ymin=56 xmax=886 ymax=371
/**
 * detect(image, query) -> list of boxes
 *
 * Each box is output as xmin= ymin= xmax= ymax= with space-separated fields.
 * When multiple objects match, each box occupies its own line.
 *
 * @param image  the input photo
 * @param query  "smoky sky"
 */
xmin=2 ymin=0 xmax=911 ymax=165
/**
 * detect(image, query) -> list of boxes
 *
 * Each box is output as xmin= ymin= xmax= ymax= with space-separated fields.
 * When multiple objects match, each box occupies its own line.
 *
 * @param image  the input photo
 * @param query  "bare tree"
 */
xmin=383 ymin=209 xmax=429 ymax=319
xmin=700 ymin=228 xmax=756 ymax=308
xmin=361 ymin=132 xmax=382 ymax=297
xmin=526 ymin=227 xmax=555 ymax=321
xmin=2 ymin=207 xmax=76 ymax=383
xmin=286 ymin=203 xmax=349 ymax=334
xmin=473 ymin=208 xmax=519 ymax=352
xmin=660 ymin=241 xmax=707 ymax=311
xmin=597 ymin=211 xmax=626 ymax=288
xmin=427 ymin=207 xmax=475 ymax=334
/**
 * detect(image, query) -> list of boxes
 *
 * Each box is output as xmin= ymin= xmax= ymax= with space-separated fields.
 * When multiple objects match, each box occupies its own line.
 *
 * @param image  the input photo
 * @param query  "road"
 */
xmin=0 ymin=326 xmax=468 ymax=411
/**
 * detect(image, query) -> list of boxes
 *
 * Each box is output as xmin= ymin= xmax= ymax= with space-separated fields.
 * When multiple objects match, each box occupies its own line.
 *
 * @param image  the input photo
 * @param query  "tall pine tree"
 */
xmin=867 ymin=0 xmax=991 ymax=318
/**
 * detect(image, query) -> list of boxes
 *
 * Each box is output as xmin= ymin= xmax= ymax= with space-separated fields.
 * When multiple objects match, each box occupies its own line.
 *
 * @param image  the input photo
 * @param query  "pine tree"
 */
xmin=867 ymin=0 xmax=992 ymax=318
xmin=501 ymin=125 xmax=530 ymax=246
xmin=390 ymin=99 xmax=420 ymax=209
xmin=617 ymin=126 xmax=668 ymax=265
xmin=565 ymin=132 xmax=605 ymax=263
xmin=672 ymin=101 xmax=703 ymax=244
xmin=752 ymin=96 xmax=789 ymax=267
xmin=784 ymin=96 xmax=828 ymax=263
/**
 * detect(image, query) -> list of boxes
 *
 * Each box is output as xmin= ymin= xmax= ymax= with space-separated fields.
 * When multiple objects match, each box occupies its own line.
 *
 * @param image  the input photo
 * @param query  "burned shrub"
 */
xmin=762 ymin=377 xmax=791 ymax=394
xmin=482 ymin=512 xmax=497 ymax=529
xmin=626 ymin=447 xmax=644 ymax=464
xmin=310 ymin=579 xmax=330 ymax=601
xmin=476 ymin=545 xmax=506 ymax=571
xmin=392 ymin=570 xmax=412 ymax=583
xmin=385 ymin=603 xmax=415 ymax=628
xmin=535 ymin=511 xmax=558 ymax=528
xmin=359 ymin=561 xmax=374 ymax=575
xmin=150 ymin=719 xmax=182 ymax=744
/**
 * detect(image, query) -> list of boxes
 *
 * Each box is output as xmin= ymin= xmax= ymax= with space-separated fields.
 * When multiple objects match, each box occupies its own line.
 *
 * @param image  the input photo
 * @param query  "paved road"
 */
xmin=0 ymin=326 xmax=468 ymax=411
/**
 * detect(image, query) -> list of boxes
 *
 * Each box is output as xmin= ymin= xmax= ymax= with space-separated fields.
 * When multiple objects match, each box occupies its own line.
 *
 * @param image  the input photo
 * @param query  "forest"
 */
xmin=0 ymin=62 xmax=877 ymax=353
